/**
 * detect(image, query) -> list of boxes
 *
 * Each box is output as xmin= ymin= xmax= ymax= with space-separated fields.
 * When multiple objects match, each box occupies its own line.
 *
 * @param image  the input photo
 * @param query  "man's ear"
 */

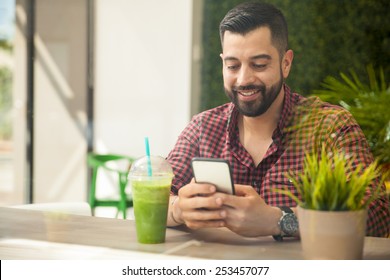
xmin=282 ymin=50 xmax=294 ymax=79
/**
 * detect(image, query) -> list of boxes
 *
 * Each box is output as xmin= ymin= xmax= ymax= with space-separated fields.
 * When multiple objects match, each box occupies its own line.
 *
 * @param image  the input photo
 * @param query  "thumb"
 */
xmin=234 ymin=184 xmax=257 ymax=197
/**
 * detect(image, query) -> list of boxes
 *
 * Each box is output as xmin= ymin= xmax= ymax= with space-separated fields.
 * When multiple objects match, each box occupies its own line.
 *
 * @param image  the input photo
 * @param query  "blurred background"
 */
xmin=0 ymin=0 xmax=389 ymax=214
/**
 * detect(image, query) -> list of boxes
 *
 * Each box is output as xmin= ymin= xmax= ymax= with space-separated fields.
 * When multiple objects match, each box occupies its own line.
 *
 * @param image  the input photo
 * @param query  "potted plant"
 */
xmin=312 ymin=64 xmax=390 ymax=190
xmin=278 ymin=144 xmax=382 ymax=259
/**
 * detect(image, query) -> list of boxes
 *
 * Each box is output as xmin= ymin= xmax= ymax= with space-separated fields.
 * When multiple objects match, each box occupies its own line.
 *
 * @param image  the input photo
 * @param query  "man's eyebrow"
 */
xmin=223 ymin=54 xmax=272 ymax=61
xmin=251 ymin=54 xmax=272 ymax=60
xmin=223 ymin=56 xmax=239 ymax=61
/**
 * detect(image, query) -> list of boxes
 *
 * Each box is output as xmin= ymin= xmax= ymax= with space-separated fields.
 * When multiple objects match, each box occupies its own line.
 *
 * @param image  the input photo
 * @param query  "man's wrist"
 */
xmin=170 ymin=196 xmax=183 ymax=226
xmin=270 ymin=206 xmax=283 ymax=235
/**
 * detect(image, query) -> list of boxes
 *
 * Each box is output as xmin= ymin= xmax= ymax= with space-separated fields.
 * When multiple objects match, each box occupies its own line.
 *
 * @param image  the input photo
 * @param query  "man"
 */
xmin=166 ymin=1 xmax=389 ymax=239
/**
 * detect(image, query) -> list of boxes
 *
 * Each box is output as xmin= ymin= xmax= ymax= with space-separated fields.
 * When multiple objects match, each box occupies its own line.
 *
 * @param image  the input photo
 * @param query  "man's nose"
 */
xmin=237 ymin=66 xmax=255 ymax=85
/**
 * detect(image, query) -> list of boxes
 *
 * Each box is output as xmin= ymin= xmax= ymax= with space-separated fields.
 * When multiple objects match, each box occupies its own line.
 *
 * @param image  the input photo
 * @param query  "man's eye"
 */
xmin=227 ymin=65 xmax=239 ymax=70
xmin=253 ymin=64 xmax=266 ymax=69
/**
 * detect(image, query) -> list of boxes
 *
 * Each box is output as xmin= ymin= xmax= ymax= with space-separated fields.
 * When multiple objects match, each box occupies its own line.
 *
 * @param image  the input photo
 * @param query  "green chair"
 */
xmin=87 ymin=153 xmax=135 ymax=219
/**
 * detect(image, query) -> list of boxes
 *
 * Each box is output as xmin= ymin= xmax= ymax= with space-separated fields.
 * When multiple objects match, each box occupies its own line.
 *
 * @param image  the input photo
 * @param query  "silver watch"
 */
xmin=273 ymin=206 xmax=299 ymax=241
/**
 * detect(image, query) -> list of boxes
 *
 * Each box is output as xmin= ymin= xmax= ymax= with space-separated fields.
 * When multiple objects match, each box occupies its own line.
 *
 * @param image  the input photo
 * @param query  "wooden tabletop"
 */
xmin=0 ymin=207 xmax=389 ymax=260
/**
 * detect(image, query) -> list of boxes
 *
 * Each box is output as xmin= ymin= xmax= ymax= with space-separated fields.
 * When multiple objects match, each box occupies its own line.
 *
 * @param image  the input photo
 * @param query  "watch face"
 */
xmin=280 ymin=213 xmax=299 ymax=236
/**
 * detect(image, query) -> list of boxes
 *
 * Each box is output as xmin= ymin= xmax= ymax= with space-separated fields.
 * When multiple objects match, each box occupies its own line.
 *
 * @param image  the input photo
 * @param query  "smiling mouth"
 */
xmin=238 ymin=90 xmax=259 ymax=97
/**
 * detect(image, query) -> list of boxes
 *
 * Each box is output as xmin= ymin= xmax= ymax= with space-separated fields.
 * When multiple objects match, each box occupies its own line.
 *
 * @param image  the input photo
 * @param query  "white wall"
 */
xmin=14 ymin=0 xmax=88 ymax=203
xmin=95 ymin=0 xmax=193 ymax=159
xmin=34 ymin=0 xmax=88 ymax=202
xmin=12 ymin=0 xmax=195 ymax=206
xmin=12 ymin=0 xmax=28 ymax=204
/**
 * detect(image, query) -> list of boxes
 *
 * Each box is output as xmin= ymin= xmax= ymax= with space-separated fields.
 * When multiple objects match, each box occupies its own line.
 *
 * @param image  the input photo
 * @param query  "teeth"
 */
xmin=240 ymin=91 xmax=256 ymax=96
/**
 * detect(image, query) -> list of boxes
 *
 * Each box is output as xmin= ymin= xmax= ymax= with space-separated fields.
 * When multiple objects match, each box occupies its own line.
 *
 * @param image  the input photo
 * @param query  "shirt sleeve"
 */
xmin=166 ymin=117 xmax=201 ymax=195
xmin=330 ymin=111 xmax=390 ymax=237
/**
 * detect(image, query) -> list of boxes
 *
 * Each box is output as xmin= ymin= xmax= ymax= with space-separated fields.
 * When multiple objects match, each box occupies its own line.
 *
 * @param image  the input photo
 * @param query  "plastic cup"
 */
xmin=129 ymin=156 xmax=173 ymax=244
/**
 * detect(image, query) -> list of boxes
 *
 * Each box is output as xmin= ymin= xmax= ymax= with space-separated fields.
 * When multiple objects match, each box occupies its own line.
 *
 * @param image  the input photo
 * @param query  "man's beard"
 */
xmin=224 ymin=74 xmax=284 ymax=117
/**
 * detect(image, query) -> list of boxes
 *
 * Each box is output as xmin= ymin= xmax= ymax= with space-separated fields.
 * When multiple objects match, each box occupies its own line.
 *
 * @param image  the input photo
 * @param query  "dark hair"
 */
xmin=219 ymin=1 xmax=288 ymax=56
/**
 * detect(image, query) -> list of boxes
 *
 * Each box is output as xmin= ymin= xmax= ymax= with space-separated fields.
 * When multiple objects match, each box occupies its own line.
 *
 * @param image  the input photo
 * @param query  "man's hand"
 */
xmin=221 ymin=184 xmax=281 ymax=237
xmin=169 ymin=182 xmax=282 ymax=238
xmin=170 ymin=179 xmax=227 ymax=229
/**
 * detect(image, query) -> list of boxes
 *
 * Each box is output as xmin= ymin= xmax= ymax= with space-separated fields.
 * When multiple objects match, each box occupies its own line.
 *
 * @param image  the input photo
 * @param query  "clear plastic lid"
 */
xmin=129 ymin=155 xmax=173 ymax=179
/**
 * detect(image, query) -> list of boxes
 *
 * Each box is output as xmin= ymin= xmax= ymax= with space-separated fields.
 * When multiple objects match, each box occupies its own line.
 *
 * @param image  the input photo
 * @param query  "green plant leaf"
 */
xmin=275 ymin=143 xmax=382 ymax=211
xmin=312 ymin=65 xmax=390 ymax=165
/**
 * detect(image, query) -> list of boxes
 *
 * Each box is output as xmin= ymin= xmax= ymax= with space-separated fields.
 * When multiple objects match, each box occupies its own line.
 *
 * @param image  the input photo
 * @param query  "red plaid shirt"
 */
xmin=167 ymin=84 xmax=390 ymax=237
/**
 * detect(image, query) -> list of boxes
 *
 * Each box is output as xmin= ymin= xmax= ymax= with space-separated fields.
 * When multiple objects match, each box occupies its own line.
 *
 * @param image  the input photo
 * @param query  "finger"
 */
xmin=179 ymin=194 xmax=224 ymax=211
xmin=234 ymin=184 xmax=257 ymax=196
xmin=182 ymin=209 xmax=226 ymax=229
xmin=178 ymin=181 xmax=216 ymax=198
xmin=182 ymin=209 xmax=226 ymax=222
xmin=185 ymin=219 xmax=225 ymax=229
xmin=221 ymin=185 xmax=258 ymax=208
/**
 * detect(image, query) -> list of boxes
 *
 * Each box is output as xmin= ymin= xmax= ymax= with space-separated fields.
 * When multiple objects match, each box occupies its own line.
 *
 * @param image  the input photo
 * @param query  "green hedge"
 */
xmin=200 ymin=0 xmax=390 ymax=111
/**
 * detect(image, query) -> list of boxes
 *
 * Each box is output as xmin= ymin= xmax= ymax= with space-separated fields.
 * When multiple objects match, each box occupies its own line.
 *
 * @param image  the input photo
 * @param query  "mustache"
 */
xmin=232 ymin=84 xmax=265 ymax=92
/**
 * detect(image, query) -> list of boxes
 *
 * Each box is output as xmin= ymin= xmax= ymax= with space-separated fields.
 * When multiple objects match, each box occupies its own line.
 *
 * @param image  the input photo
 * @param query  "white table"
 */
xmin=0 ymin=207 xmax=389 ymax=259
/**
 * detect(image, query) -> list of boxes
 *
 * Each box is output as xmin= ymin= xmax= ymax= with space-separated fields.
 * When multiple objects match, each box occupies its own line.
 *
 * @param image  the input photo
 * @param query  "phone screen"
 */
xmin=191 ymin=158 xmax=235 ymax=194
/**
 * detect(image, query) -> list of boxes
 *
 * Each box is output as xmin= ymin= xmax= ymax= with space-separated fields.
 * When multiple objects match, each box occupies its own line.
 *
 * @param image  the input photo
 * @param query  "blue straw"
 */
xmin=144 ymin=137 xmax=152 ymax=176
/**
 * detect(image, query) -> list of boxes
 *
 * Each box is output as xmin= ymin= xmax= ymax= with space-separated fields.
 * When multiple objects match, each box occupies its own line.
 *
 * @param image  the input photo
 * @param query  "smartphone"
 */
xmin=191 ymin=158 xmax=235 ymax=195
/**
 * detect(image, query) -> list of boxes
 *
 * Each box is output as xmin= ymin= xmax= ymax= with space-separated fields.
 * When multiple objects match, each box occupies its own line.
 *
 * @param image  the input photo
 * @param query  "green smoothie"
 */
xmin=132 ymin=178 xmax=171 ymax=244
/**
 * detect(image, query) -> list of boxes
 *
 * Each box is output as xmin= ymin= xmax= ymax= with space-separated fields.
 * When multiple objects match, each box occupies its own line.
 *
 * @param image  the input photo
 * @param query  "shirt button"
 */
xmin=252 ymin=180 xmax=260 ymax=187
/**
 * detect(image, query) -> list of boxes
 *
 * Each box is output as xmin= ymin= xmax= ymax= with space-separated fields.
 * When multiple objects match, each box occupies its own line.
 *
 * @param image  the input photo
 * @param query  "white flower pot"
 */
xmin=297 ymin=206 xmax=367 ymax=259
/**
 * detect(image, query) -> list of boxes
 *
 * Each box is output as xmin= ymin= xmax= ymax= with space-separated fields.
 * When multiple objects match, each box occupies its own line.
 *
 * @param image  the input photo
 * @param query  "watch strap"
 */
xmin=279 ymin=206 xmax=293 ymax=214
xmin=272 ymin=206 xmax=294 ymax=241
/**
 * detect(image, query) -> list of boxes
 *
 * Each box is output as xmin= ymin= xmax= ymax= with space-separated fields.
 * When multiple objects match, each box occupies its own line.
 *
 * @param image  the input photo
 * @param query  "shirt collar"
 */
xmin=226 ymin=103 xmax=238 ymax=141
xmin=276 ymin=84 xmax=295 ymax=136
